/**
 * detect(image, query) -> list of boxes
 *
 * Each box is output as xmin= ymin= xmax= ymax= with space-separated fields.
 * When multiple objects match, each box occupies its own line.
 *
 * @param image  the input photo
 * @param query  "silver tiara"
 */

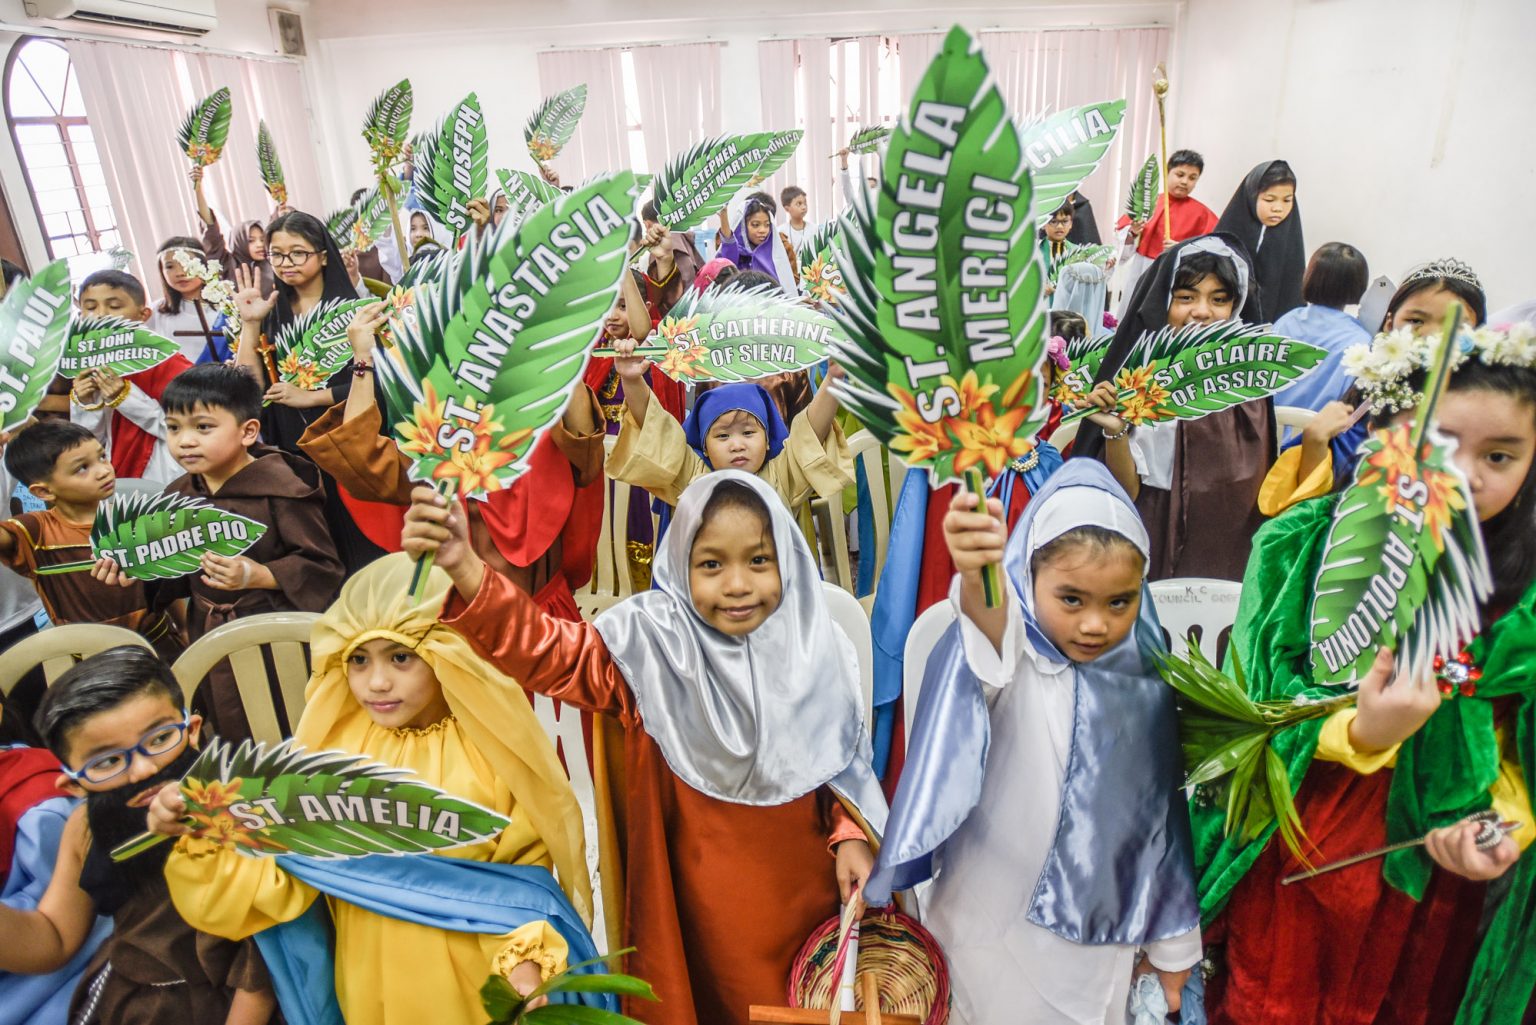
xmin=1402 ymin=257 xmax=1483 ymax=292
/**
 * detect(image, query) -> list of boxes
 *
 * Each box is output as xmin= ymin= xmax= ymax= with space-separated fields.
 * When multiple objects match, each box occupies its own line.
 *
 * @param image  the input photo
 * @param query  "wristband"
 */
xmin=352 ymin=362 xmax=374 ymax=377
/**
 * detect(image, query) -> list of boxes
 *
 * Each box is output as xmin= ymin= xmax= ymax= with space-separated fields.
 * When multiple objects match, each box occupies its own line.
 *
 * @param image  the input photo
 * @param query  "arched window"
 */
xmin=5 ymin=38 xmax=118 ymax=259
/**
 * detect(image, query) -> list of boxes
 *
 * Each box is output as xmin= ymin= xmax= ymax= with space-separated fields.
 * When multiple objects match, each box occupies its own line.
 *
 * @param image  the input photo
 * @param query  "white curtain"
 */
xmin=536 ymin=48 xmax=627 ymax=184
xmin=980 ymin=28 xmax=1171 ymax=241
xmin=756 ymin=39 xmax=798 ymax=216
xmin=66 ymin=38 xmax=323 ymax=285
xmin=631 ymin=43 xmax=722 ymax=177
xmin=765 ymin=29 xmax=1169 ymax=241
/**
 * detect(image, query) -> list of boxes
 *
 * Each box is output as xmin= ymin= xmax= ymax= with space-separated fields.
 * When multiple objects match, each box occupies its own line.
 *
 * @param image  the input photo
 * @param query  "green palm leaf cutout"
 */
xmin=62 ymin=316 xmax=179 ymax=378
xmin=111 ymin=736 xmax=512 ymax=862
xmin=362 ymin=79 xmax=413 ymax=172
xmin=482 ymin=948 xmax=657 ymax=1024
xmin=272 ymin=298 xmax=379 ymax=389
xmin=1014 ymin=99 xmax=1127 ymax=225
xmin=1310 ymin=423 xmax=1491 ymax=687
xmin=652 ymin=131 xmax=805 ymax=233
xmin=1047 ymin=241 xmax=1115 ymax=284
xmin=0 ymin=258 xmax=72 ymax=433
xmin=256 ymin=119 xmax=287 ymax=205
xmin=376 ymin=172 xmax=638 ymax=503
xmin=1049 ymin=332 xmax=1114 ymax=405
xmin=496 ymin=168 xmax=564 ymax=226
xmin=637 ymin=283 xmax=843 ymax=383
xmin=1126 ymin=152 xmax=1159 ymax=223
xmin=1105 ymin=321 xmax=1327 ymax=425
xmin=1158 ymin=643 xmax=1350 ymax=859
xmin=796 ymin=220 xmax=843 ymax=273
xmin=87 ymin=491 xmax=266 ymax=581
xmin=524 ymin=84 xmax=588 ymax=164
xmin=829 ymin=24 xmax=1048 ymax=485
xmin=846 ymin=123 xmax=892 ymax=155
xmin=326 ymin=204 xmax=360 ymax=252
xmin=177 ymin=86 xmax=232 ymax=167
xmin=413 ymin=94 xmax=489 ymax=241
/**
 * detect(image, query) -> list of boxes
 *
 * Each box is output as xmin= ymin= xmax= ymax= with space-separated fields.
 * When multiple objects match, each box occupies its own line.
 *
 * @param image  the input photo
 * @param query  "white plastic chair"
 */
xmin=1274 ymin=404 xmax=1316 ymax=451
xmin=1049 ymin=417 xmax=1080 ymax=452
xmin=0 ymin=623 xmax=151 ymax=695
xmin=901 ymin=601 xmax=958 ymax=745
xmin=172 ymin=611 xmax=320 ymax=745
xmin=822 ymin=581 xmax=873 ymax=731
xmin=1148 ymin=578 xmax=1243 ymax=664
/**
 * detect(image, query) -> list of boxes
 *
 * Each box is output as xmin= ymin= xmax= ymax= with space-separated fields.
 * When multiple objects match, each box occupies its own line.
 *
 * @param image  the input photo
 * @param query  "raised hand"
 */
xmin=346 ymin=302 xmax=390 ymax=363
xmin=1348 ymin=646 xmax=1443 ymax=753
xmin=232 ymin=264 xmax=276 ymax=323
xmin=611 ymin=334 xmax=646 ymax=383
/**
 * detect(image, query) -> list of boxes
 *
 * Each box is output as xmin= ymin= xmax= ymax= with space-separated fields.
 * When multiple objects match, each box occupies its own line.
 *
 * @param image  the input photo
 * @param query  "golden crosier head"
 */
xmin=1152 ymin=63 xmax=1170 ymax=98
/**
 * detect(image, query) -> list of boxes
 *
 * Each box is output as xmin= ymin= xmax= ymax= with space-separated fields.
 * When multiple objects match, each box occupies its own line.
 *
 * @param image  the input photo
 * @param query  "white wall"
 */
xmin=1173 ymin=0 xmax=1536 ymax=312
xmin=305 ymin=0 xmax=1536 ymax=310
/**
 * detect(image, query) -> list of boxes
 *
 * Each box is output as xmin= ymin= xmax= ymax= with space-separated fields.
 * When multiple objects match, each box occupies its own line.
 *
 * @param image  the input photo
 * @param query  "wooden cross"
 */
xmin=749 ymin=974 xmax=923 ymax=1025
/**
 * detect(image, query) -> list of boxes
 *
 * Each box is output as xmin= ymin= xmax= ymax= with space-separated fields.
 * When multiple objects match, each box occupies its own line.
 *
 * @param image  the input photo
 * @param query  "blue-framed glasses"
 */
xmin=63 ymin=714 xmax=192 ymax=785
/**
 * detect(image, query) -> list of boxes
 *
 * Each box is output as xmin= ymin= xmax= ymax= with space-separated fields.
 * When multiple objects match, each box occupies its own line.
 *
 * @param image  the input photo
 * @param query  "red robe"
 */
xmin=109 ymin=354 xmax=194 ymax=479
xmin=1116 ymin=193 xmax=1219 ymax=260
xmin=0 ymin=747 xmax=63 ymax=888
xmin=444 ymin=571 xmax=857 ymax=1025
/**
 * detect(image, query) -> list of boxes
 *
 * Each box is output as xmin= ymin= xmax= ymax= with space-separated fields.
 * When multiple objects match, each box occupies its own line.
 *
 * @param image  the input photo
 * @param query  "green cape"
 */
xmin=1192 ymin=495 xmax=1536 ymax=1024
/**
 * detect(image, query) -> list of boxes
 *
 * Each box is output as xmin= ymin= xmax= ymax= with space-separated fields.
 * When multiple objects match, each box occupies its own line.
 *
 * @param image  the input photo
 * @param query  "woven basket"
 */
xmin=788 ymin=905 xmax=949 ymax=1025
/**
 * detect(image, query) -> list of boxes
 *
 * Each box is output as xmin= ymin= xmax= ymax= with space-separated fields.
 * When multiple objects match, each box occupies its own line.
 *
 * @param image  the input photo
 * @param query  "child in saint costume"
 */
xmin=1073 ymin=234 xmax=1274 ymax=581
xmin=0 ymin=648 xmax=275 ymax=1025
xmin=604 ymin=335 xmax=851 ymax=514
xmin=152 ymin=553 xmax=604 ymax=1025
xmin=718 ymin=194 xmax=798 ymax=291
xmin=297 ymin=301 xmax=613 ymax=621
xmin=1114 ymin=149 xmax=1219 ymax=314
xmin=146 ymin=237 xmax=233 ymax=365
xmin=1213 ymin=160 xmax=1304 ymax=319
xmin=1260 ymin=258 xmax=1488 ymax=516
xmin=72 ymin=269 xmax=195 ymax=485
xmin=0 ymin=693 xmax=109 ymax=1025
xmin=404 ymin=470 xmax=888 ymax=1025
xmin=867 ymin=460 xmax=1199 ymax=1023
xmin=864 ymin=310 xmax=1085 ymax=775
xmin=1194 ymin=325 xmax=1536 ymax=1025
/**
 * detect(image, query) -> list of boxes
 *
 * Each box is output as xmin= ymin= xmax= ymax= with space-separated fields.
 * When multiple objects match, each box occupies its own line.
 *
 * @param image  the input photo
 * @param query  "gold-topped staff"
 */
xmin=1153 ymin=63 xmax=1172 ymax=246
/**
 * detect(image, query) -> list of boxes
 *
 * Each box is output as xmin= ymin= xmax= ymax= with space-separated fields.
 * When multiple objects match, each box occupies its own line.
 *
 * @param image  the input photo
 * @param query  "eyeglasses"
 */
xmin=63 ymin=715 xmax=192 ymax=785
xmin=269 ymin=249 xmax=317 ymax=267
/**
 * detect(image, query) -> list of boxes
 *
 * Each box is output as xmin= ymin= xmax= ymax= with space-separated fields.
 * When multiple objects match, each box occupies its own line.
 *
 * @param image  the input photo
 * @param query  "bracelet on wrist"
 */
xmin=71 ymin=392 xmax=106 ymax=411
xmin=1102 ymin=421 xmax=1132 ymax=442
xmin=352 ymin=362 xmax=374 ymax=378
xmin=104 ymin=385 xmax=131 ymax=409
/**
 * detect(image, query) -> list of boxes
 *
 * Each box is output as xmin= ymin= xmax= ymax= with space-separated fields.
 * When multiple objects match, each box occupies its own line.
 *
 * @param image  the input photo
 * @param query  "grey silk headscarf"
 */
xmin=594 ymin=471 xmax=882 ymax=818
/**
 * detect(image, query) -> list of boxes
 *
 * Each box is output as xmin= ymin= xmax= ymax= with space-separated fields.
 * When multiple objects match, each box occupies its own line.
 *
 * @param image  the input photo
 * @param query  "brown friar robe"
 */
xmin=443 ymin=569 xmax=863 ymax=1025
xmin=1135 ymin=398 xmax=1275 ymax=581
xmin=0 ymin=509 xmax=184 ymax=662
xmin=156 ymin=446 xmax=344 ymax=737
xmin=641 ymin=232 xmax=703 ymax=318
xmin=296 ymin=389 xmax=607 ymax=619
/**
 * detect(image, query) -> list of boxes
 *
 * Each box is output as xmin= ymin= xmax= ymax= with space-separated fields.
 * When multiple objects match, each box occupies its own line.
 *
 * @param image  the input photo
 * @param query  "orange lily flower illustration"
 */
xmin=887 ymin=383 xmax=954 ymax=464
xmin=952 ymin=405 xmax=1034 ymax=476
xmin=184 ymin=777 xmax=244 ymax=814
xmin=1362 ymin=428 xmax=1467 ymax=547
xmin=1115 ymin=364 xmax=1173 ymax=425
xmin=396 ymin=381 xmax=447 ymax=457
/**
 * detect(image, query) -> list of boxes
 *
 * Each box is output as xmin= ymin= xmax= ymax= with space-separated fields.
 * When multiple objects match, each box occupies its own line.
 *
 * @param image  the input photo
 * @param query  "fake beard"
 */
xmin=77 ymin=743 xmax=201 ymax=915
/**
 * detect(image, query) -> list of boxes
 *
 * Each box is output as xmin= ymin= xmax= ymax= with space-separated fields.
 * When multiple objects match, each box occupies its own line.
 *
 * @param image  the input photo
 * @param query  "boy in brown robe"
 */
xmin=0 ymin=647 xmax=274 ymax=1024
xmin=0 ymin=420 xmax=183 ymax=661
xmin=101 ymin=364 xmax=344 ymax=739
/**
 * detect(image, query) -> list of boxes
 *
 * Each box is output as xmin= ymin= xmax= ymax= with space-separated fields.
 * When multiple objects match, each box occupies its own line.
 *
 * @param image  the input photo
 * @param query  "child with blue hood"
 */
xmin=865 ymin=460 xmax=1200 ymax=1023
xmin=604 ymin=336 xmax=851 ymax=513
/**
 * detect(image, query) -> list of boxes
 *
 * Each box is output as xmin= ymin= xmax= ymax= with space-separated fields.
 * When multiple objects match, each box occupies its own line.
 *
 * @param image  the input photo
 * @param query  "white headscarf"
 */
xmin=593 ymin=471 xmax=866 ymax=806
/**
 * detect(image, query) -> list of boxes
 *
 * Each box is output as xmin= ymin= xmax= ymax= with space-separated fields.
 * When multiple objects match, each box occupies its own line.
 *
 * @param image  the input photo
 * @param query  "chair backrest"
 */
xmin=172 ymin=612 xmax=320 ymax=745
xmin=901 ymin=601 xmax=957 ymax=744
xmin=821 ymin=582 xmax=872 ymax=730
xmin=809 ymin=496 xmax=853 ymax=593
xmin=0 ymin=624 xmax=151 ymax=695
xmin=1050 ymin=417 xmax=1080 ymax=452
xmin=1274 ymin=404 xmax=1315 ymax=450
xmin=1148 ymin=577 xmax=1243 ymax=664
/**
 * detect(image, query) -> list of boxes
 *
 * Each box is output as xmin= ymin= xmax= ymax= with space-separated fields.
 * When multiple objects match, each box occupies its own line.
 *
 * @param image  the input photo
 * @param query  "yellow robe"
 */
xmin=165 ymin=717 xmax=568 ymax=1025
xmin=606 ymin=389 xmax=852 ymax=509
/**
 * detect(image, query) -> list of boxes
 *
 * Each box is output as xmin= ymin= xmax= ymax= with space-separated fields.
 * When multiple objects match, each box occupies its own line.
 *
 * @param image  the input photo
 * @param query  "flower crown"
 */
xmin=1342 ymin=321 xmax=1536 ymax=413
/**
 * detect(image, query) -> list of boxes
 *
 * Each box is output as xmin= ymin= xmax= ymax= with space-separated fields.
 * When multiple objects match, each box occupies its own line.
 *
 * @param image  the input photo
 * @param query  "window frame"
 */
xmin=4 ymin=36 xmax=113 ymax=258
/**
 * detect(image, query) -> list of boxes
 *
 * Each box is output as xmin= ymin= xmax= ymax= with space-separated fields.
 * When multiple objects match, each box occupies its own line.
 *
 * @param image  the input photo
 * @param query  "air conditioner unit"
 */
xmin=23 ymin=0 xmax=218 ymax=36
